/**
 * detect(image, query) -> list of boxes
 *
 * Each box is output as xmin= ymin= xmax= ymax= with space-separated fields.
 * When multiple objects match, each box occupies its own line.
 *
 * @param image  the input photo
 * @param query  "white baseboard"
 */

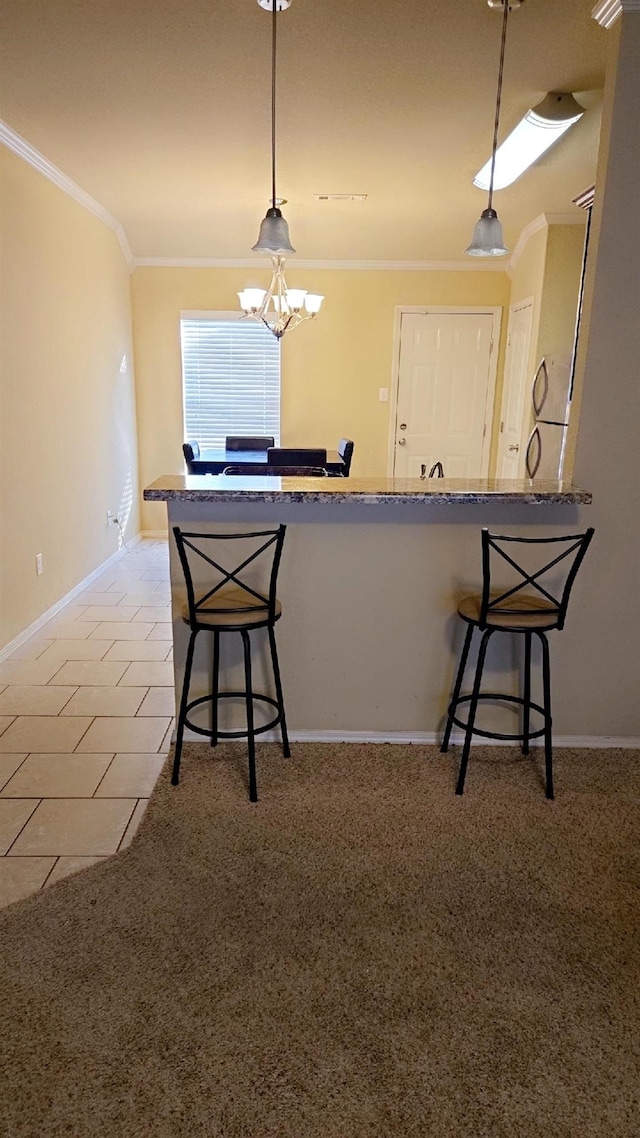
xmin=0 ymin=531 xmax=150 ymax=662
xmin=178 ymin=727 xmax=640 ymax=749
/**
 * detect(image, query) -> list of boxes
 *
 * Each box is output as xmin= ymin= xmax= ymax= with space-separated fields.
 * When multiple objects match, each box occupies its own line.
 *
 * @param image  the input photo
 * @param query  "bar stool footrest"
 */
xmin=184 ymin=691 xmax=282 ymax=741
xmin=447 ymin=693 xmax=547 ymax=742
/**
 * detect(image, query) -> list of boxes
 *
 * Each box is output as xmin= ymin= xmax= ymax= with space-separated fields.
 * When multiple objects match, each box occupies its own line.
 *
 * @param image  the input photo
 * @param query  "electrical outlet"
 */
xmin=107 ymin=511 xmax=114 ymax=524
xmin=379 ymin=387 xmax=389 ymax=402
xmin=36 ymin=553 xmax=43 ymax=576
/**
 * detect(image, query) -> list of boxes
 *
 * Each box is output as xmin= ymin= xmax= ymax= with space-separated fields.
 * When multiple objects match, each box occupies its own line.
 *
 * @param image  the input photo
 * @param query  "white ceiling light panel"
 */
xmin=473 ymin=93 xmax=585 ymax=191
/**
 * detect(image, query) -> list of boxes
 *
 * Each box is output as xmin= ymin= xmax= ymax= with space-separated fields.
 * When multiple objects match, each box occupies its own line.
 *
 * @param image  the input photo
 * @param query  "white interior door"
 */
xmin=495 ymin=300 xmax=533 ymax=478
xmin=393 ymin=312 xmax=496 ymax=478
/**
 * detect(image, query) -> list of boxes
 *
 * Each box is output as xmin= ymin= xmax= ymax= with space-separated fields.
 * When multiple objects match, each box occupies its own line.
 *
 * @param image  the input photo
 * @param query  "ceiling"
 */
xmin=0 ymin=0 xmax=606 ymax=264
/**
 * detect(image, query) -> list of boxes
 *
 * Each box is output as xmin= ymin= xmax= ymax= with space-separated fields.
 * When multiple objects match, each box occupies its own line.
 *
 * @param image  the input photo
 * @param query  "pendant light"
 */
xmin=238 ymin=0 xmax=323 ymax=338
xmin=252 ymin=0 xmax=295 ymax=256
xmin=465 ymin=0 xmax=518 ymax=258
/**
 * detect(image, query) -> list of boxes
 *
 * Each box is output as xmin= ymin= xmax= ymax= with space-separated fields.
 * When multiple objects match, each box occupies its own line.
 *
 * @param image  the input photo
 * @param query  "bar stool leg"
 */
xmin=210 ymin=630 xmax=220 ymax=747
xmin=172 ymin=630 xmax=197 ymax=786
xmin=241 ymin=629 xmax=258 ymax=803
xmin=456 ymin=628 xmax=494 ymax=796
xmin=268 ymin=624 xmax=290 ymax=758
xmin=441 ymin=622 xmax=474 ymax=753
xmin=522 ymin=630 xmax=532 ymax=756
xmin=539 ymin=632 xmax=554 ymax=800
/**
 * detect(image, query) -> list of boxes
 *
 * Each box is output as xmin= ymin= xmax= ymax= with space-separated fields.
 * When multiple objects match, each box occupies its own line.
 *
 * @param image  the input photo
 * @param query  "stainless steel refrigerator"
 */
xmin=525 ymin=355 xmax=572 ymax=480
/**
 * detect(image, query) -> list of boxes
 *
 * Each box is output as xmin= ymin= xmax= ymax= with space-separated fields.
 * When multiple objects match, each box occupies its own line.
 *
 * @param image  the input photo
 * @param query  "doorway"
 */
xmin=495 ymin=299 xmax=534 ymax=479
xmin=389 ymin=308 xmax=501 ymax=478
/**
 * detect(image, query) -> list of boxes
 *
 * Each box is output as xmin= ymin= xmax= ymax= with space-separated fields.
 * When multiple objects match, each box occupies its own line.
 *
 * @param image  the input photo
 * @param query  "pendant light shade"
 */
xmin=465 ymin=0 xmax=515 ymax=259
xmin=252 ymin=206 xmax=296 ymax=255
xmin=465 ymin=207 xmax=508 ymax=257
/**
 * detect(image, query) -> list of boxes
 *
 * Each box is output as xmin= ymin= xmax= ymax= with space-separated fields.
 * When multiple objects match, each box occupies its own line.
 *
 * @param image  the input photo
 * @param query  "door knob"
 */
xmin=398 ymin=438 xmax=406 ymax=446
xmin=508 ymin=444 xmax=520 ymax=452
xmin=399 ymin=423 xmax=407 ymax=430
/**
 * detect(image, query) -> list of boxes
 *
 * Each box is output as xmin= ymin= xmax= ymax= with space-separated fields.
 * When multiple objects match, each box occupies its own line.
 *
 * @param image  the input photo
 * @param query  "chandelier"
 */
xmin=237 ymin=0 xmax=323 ymax=339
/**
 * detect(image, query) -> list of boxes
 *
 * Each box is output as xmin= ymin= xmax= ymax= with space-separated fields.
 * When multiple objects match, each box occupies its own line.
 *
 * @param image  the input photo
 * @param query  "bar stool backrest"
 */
xmin=479 ymin=527 xmax=595 ymax=631
xmin=225 ymin=436 xmax=275 ymax=450
xmin=173 ymin=525 xmax=286 ymax=628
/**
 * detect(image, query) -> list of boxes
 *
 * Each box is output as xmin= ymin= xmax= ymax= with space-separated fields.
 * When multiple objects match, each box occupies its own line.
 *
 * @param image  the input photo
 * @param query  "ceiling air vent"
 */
xmin=314 ymin=194 xmax=368 ymax=202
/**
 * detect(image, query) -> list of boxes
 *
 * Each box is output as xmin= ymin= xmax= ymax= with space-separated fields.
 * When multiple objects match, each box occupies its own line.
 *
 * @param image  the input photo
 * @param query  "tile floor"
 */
xmin=0 ymin=539 xmax=174 ymax=910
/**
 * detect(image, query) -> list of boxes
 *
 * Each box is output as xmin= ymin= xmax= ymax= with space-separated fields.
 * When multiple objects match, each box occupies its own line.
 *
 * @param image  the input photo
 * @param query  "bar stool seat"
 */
xmin=457 ymin=593 xmax=560 ymax=630
xmin=441 ymin=527 xmax=594 ymax=799
xmin=178 ymin=589 xmax=282 ymax=629
xmin=172 ymin=525 xmax=289 ymax=802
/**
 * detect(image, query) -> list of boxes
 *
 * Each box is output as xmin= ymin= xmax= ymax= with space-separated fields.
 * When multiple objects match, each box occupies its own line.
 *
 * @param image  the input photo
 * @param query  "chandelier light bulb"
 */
xmin=304 ymin=294 xmax=324 ymax=314
xmin=285 ymin=289 xmax=307 ymax=311
xmin=238 ymin=288 xmax=267 ymax=312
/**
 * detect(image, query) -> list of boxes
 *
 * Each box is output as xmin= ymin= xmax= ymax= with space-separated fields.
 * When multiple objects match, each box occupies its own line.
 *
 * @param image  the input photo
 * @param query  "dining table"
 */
xmin=187 ymin=448 xmax=345 ymax=475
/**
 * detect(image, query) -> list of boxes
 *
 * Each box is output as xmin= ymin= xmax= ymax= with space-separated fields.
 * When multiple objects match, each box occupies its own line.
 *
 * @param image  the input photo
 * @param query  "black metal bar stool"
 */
xmin=172 ymin=525 xmax=289 ymax=802
xmin=441 ymin=527 xmax=594 ymax=799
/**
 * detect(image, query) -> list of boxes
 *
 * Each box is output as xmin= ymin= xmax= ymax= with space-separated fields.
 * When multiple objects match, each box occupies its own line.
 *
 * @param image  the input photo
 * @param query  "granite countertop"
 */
xmin=144 ymin=475 xmax=592 ymax=505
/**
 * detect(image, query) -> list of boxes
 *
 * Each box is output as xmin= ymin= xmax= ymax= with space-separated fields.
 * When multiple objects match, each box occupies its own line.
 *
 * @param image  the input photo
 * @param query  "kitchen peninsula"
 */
xmin=145 ymin=474 xmax=592 ymax=744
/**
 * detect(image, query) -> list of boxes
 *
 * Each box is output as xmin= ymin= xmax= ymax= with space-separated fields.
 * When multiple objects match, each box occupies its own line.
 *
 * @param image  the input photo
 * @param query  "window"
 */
xmin=180 ymin=312 xmax=280 ymax=448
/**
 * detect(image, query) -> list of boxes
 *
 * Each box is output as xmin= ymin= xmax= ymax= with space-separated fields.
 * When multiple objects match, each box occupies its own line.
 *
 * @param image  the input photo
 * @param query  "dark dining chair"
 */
xmin=223 ymin=465 xmax=328 ymax=476
xmin=337 ymin=439 xmax=354 ymax=477
xmin=267 ymin=447 xmax=327 ymax=467
xmin=441 ymin=526 xmax=594 ymax=799
xmin=183 ymin=440 xmax=201 ymax=472
xmin=225 ymin=436 xmax=275 ymax=451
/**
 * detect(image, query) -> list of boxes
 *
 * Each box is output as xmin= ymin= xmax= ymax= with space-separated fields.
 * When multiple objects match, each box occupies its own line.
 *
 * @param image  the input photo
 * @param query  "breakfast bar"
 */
xmin=144 ymin=475 xmax=593 ymax=744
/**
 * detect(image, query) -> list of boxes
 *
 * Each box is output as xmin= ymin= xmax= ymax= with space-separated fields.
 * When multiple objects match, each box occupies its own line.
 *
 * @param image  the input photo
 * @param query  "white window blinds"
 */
xmin=181 ymin=315 xmax=280 ymax=449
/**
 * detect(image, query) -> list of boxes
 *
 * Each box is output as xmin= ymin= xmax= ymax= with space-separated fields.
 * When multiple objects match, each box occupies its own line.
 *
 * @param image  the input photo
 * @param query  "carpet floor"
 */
xmin=0 ymin=742 xmax=639 ymax=1138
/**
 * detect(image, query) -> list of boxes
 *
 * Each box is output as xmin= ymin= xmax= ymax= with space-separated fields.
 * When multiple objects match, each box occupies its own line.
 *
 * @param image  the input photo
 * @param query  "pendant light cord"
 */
xmin=271 ymin=0 xmax=277 ymax=209
xmin=487 ymin=0 xmax=510 ymax=211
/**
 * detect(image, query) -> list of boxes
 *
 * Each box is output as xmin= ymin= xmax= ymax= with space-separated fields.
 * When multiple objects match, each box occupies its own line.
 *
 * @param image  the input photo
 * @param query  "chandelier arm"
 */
xmin=488 ymin=0 xmax=510 ymax=212
xmin=271 ymin=0 xmax=277 ymax=209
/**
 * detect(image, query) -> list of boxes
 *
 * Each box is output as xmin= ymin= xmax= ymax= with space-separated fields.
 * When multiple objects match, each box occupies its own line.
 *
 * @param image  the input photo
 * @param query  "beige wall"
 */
xmin=559 ymin=15 xmax=640 ymax=735
xmin=0 ymin=147 xmax=139 ymax=650
xmin=507 ymin=223 xmax=547 ymax=402
xmin=536 ymin=225 xmax=585 ymax=371
xmin=132 ymin=266 xmax=510 ymax=530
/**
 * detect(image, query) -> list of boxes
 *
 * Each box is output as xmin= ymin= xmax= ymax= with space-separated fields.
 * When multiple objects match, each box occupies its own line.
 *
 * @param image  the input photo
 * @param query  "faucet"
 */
xmin=421 ymin=462 xmax=445 ymax=479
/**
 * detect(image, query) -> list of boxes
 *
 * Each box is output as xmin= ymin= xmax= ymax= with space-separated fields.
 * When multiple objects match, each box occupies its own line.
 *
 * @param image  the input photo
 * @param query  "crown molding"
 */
xmin=0 ymin=119 xmax=134 ymax=268
xmin=592 ymin=0 xmax=640 ymax=28
xmin=543 ymin=212 xmax=587 ymax=225
xmin=507 ymin=214 xmax=548 ymax=271
xmin=133 ymin=255 xmax=505 ymax=272
xmin=507 ymin=211 xmax=586 ymax=273
xmin=1 ymin=120 xmax=555 ymax=278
